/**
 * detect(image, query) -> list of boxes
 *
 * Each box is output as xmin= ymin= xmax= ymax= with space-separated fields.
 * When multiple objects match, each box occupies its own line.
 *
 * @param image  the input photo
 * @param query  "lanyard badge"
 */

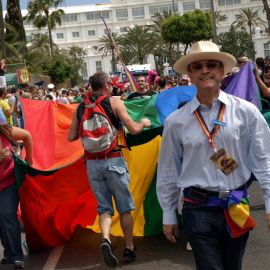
xmin=195 ymin=103 xmax=239 ymax=175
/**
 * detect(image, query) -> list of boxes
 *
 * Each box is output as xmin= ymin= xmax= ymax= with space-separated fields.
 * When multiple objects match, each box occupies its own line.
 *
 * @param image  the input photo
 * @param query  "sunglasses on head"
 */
xmin=189 ymin=60 xmax=223 ymax=71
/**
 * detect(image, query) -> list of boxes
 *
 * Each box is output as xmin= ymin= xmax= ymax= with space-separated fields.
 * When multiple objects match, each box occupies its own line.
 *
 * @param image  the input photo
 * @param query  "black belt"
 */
xmin=184 ymin=180 xmax=252 ymax=204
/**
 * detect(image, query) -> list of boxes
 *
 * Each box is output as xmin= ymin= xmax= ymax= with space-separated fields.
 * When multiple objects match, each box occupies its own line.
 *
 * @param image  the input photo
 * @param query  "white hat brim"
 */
xmin=174 ymin=52 xmax=236 ymax=74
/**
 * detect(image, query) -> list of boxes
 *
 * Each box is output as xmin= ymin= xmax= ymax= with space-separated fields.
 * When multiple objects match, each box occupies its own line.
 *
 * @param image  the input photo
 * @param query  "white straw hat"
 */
xmin=174 ymin=41 xmax=236 ymax=74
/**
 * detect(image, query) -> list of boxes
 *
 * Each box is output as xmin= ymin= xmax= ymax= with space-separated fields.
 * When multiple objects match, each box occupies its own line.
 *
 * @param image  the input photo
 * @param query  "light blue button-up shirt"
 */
xmin=157 ymin=90 xmax=270 ymax=225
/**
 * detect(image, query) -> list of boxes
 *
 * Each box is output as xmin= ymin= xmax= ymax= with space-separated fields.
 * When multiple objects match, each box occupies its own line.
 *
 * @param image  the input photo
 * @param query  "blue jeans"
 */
xmin=182 ymin=203 xmax=249 ymax=270
xmin=86 ymin=156 xmax=135 ymax=215
xmin=0 ymin=183 xmax=23 ymax=262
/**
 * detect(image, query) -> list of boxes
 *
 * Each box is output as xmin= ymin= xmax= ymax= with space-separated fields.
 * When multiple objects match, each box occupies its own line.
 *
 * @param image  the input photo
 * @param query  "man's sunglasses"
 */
xmin=189 ymin=60 xmax=223 ymax=71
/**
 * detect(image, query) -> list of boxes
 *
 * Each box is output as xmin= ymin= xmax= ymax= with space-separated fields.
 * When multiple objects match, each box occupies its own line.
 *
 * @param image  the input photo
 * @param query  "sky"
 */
xmin=4 ymin=0 xmax=110 ymax=10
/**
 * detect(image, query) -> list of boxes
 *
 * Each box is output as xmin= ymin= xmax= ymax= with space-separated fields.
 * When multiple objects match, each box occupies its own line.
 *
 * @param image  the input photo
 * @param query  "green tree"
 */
xmin=65 ymin=45 xmax=87 ymax=86
xmin=232 ymin=8 xmax=266 ymax=37
xmin=3 ymin=23 xmax=26 ymax=63
xmin=120 ymin=25 xmax=157 ymax=64
xmin=161 ymin=10 xmax=212 ymax=55
xmin=98 ymin=32 xmax=121 ymax=73
xmin=28 ymin=33 xmax=57 ymax=55
xmin=218 ymin=26 xmax=255 ymax=59
xmin=47 ymin=54 xmax=71 ymax=84
xmin=118 ymin=47 xmax=135 ymax=66
xmin=26 ymin=0 xmax=65 ymax=55
xmin=25 ymin=33 xmax=57 ymax=73
xmin=5 ymin=0 xmax=26 ymax=56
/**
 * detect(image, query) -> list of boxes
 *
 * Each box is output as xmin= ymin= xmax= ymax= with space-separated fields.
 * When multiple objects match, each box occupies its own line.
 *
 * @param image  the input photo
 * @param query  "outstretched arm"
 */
xmin=11 ymin=127 xmax=33 ymax=165
xmin=111 ymin=98 xmax=151 ymax=135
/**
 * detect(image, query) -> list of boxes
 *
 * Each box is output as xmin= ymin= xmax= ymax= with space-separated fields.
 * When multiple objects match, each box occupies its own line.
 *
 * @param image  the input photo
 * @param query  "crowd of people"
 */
xmin=1 ymin=41 xmax=270 ymax=270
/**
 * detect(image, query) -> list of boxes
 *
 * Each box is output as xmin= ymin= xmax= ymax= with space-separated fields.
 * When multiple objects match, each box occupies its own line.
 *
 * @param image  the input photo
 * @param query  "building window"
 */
xmin=149 ymin=4 xmax=176 ymax=15
xmin=183 ymin=1 xmax=195 ymax=11
xmin=63 ymin=14 xmax=78 ymax=22
xmin=86 ymin=11 xmax=110 ymax=21
xmin=96 ymin=61 xmax=102 ymax=72
xmin=218 ymin=0 xmax=241 ymax=6
xmin=132 ymin=7 xmax=145 ymax=17
xmin=264 ymin=43 xmax=270 ymax=57
xmin=88 ymin=30 xmax=96 ymax=36
xmin=72 ymin=31 xmax=80 ymax=38
xmin=56 ymin=33 xmax=64 ymax=39
xmin=116 ymin=9 xmax=128 ymax=18
xmin=199 ymin=0 xmax=211 ymax=9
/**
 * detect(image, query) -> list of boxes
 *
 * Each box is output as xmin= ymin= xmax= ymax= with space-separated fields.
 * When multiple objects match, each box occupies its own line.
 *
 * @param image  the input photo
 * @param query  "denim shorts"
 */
xmin=86 ymin=156 xmax=135 ymax=216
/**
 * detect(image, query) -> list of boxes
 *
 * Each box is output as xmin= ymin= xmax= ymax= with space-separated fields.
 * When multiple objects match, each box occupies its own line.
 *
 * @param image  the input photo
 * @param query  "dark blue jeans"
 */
xmin=0 ymin=183 xmax=23 ymax=262
xmin=182 ymin=203 xmax=249 ymax=270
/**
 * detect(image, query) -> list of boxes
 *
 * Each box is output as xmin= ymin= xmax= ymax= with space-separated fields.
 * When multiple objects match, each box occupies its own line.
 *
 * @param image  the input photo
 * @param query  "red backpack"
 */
xmin=79 ymin=93 xmax=119 ymax=157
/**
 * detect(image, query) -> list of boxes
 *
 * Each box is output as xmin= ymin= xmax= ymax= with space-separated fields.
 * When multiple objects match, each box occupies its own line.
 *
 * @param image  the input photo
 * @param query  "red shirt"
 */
xmin=0 ymin=134 xmax=15 ymax=191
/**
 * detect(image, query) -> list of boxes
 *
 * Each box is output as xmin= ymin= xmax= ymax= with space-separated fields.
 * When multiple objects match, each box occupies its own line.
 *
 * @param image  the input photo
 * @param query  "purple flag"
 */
xmin=223 ymin=62 xmax=261 ymax=109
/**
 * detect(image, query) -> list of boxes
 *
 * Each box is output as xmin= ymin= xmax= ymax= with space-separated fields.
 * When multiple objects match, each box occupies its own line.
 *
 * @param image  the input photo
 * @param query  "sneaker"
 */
xmin=122 ymin=246 xmax=136 ymax=263
xmin=14 ymin=260 xmax=24 ymax=269
xmin=100 ymin=238 xmax=118 ymax=268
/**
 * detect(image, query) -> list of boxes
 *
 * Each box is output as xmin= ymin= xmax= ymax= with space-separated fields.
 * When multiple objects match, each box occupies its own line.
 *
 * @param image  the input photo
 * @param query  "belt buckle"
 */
xmin=218 ymin=190 xmax=230 ymax=199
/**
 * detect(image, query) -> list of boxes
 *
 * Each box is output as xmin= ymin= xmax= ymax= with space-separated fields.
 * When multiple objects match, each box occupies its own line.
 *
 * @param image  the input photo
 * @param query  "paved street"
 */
xmin=1 ymin=181 xmax=270 ymax=270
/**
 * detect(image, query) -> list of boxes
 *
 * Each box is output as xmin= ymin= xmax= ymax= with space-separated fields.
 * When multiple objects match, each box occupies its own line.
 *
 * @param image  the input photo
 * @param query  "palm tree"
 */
xmin=3 ymin=22 xmax=26 ymax=63
xmin=28 ymin=33 xmax=57 ymax=54
xmin=207 ymin=10 xmax=227 ymax=43
xmin=25 ymin=33 xmax=57 ymax=73
xmin=5 ymin=0 xmax=26 ymax=56
xmin=261 ymin=0 xmax=270 ymax=35
xmin=232 ymin=8 xmax=266 ymax=38
xmin=118 ymin=46 xmax=136 ymax=65
xmin=98 ymin=32 xmax=122 ymax=73
xmin=214 ymin=10 xmax=228 ymax=27
xmin=120 ymin=25 xmax=157 ymax=64
xmin=0 ymin=0 xmax=6 ymax=58
xmin=26 ymin=0 xmax=65 ymax=55
xmin=151 ymin=11 xmax=175 ymax=68
xmin=210 ymin=0 xmax=218 ymax=43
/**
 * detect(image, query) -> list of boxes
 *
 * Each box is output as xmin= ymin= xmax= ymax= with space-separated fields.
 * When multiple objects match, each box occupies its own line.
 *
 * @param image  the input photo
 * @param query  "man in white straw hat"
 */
xmin=157 ymin=40 xmax=270 ymax=270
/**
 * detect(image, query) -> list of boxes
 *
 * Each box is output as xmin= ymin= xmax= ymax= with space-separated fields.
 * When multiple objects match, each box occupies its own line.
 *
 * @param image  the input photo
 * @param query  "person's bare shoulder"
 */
xmin=109 ymin=96 xmax=124 ymax=116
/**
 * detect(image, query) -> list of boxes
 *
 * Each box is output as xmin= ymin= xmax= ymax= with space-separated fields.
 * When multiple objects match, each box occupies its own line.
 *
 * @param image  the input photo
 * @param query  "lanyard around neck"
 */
xmin=195 ymin=103 xmax=225 ymax=151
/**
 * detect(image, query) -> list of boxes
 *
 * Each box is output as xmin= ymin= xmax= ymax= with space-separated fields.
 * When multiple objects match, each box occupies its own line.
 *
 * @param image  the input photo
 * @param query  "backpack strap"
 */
xmin=95 ymin=95 xmax=109 ymax=105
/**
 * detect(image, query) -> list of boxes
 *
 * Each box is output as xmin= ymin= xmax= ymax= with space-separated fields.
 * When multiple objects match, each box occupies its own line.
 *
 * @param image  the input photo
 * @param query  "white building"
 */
xmin=23 ymin=0 xmax=270 ymax=79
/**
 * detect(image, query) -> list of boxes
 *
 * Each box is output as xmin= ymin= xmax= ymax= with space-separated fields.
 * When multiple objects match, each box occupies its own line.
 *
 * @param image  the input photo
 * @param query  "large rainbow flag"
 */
xmin=15 ymin=63 xmax=263 ymax=252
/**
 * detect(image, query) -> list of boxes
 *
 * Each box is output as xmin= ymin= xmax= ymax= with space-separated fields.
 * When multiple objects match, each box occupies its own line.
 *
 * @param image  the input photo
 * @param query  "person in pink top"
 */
xmin=0 ymin=120 xmax=33 ymax=269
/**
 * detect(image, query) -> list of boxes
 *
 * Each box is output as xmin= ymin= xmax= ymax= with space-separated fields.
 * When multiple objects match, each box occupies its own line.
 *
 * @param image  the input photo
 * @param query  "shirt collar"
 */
xmin=190 ymin=90 xmax=229 ymax=114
